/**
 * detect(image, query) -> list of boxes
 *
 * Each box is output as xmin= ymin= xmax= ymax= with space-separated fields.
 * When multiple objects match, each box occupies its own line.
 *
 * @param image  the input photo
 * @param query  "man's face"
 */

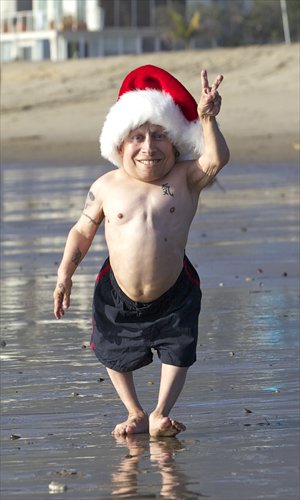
xmin=118 ymin=123 xmax=176 ymax=183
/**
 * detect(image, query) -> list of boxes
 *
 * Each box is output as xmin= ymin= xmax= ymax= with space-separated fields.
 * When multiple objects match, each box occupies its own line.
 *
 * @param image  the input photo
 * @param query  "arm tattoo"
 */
xmin=72 ymin=247 xmax=82 ymax=267
xmin=84 ymin=191 xmax=95 ymax=209
xmin=82 ymin=212 xmax=101 ymax=226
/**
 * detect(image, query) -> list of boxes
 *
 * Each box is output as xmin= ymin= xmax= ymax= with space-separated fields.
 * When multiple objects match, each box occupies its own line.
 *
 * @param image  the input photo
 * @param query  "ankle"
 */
xmin=129 ymin=409 xmax=148 ymax=419
xmin=150 ymin=409 xmax=166 ymax=420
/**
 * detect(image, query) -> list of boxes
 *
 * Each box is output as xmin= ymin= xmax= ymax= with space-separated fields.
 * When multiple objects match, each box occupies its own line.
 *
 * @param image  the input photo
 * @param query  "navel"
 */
xmin=170 ymin=207 xmax=175 ymax=213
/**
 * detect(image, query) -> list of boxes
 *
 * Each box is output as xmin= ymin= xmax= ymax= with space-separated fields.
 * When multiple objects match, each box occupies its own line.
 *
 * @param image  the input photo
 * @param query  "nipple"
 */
xmin=117 ymin=213 xmax=124 ymax=219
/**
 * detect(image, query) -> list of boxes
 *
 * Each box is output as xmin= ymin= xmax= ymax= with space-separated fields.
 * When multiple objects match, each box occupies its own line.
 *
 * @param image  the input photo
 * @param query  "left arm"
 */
xmin=188 ymin=70 xmax=230 ymax=191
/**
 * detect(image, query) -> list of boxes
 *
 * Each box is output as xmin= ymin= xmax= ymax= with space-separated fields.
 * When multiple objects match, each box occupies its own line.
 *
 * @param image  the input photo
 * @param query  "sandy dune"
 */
xmin=1 ymin=43 xmax=299 ymax=166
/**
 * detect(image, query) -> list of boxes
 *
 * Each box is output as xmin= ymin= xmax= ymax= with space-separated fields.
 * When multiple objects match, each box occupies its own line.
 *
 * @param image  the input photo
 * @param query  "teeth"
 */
xmin=138 ymin=159 xmax=160 ymax=165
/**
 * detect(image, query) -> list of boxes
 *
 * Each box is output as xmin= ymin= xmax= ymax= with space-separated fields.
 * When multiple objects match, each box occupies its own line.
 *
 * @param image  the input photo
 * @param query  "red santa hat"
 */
xmin=99 ymin=64 xmax=203 ymax=167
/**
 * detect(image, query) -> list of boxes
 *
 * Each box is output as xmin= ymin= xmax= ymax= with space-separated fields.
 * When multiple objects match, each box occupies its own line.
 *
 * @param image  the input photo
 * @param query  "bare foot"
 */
xmin=112 ymin=411 xmax=149 ymax=436
xmin=149 ymin=414 xmax=186 ymax=438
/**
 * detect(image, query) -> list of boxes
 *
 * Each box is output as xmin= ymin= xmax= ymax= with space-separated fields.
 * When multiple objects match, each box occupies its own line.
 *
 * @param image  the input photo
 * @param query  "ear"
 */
xmin=173 ymin=146 xmax=180 ymax=159
xmin=117 ymin=143 xmax=124 ymax=156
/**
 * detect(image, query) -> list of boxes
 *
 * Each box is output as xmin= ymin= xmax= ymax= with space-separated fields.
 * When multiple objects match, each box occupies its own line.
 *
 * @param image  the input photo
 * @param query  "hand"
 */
xmin=53 ymin=278 xmax=72 ymax=320
xmin=198 ymin=70 xmax=223 ymax=118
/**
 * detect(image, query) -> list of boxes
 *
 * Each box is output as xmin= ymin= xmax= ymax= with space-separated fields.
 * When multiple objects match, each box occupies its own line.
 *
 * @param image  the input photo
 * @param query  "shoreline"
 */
xmin=1 ymin=132 xmax=299 ymax=167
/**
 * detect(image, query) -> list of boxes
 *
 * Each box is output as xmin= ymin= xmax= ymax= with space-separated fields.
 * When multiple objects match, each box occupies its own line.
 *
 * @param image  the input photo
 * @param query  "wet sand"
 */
xmin=1 ymin=161 xmax=299 ymax=499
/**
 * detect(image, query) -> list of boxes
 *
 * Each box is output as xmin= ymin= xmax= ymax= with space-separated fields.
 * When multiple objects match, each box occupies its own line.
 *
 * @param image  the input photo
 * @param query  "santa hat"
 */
xmin=99 ymin=64 xmax=203 ymax=168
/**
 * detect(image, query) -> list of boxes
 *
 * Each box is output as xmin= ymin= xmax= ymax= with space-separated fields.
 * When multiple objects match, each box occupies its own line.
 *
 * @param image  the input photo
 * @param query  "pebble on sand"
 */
xmin=48 ymin=481 xmax=68 ymax=493
xmin=10 ymin=434 xmax=21 ymax=440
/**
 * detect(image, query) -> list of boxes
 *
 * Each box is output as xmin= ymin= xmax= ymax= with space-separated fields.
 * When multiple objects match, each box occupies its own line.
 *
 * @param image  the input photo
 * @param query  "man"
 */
xmin=53 ymin=65 xmax=229 ymax=437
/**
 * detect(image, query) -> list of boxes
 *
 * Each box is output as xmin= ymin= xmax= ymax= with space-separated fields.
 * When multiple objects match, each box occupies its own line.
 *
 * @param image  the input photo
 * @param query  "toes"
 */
xmin=160 ymin=416 xmax=171 ymax=429
xmin=112 ymin=415 xmax=149 ymax=436
xmin=171 ymin=419 xmax=186 ymax=432
xmin=125 ymin=424 xmax=136 ymax=434
xmin=150 ymin=417 xmax=186 ymax=437
xmin=112 ymin=425 xmax=126 ymax=436
xmin=161 ymin=417 xmax=183 ymax=433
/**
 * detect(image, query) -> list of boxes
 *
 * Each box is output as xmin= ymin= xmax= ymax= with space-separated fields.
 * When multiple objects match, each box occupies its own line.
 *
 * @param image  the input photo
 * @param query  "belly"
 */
xmin=107 ymin=231 xmax=185 ymax=302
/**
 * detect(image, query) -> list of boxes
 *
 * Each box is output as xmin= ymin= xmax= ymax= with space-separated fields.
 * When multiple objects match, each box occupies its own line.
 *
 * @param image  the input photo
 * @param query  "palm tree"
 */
xmin=168 ymin=8 xmax=201 ymax=49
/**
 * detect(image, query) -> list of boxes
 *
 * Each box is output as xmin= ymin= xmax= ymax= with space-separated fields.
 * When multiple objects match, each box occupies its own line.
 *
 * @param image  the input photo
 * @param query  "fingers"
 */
xmin=53 ymin=289 xmax=64 ymax=319
xmin=212 ymin=74 xmax=223 ymax=93
xmin=211 ymin=95 xmax=222 ymax=116
xmin=199 ymin=69 xmax=223 ymax=117
xmin=53 ymin=295 xmax=64 ymax=320
xmin=201 ymin=69 xmax=209 ymax=90
xmin=201 ymin=70 xmax=224 ymax=94
xmin=53 ymin=281 xmax=72 ymax=319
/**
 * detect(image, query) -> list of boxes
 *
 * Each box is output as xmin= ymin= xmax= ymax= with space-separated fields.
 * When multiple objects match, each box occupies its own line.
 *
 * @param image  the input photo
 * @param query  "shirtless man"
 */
xmin=53 ymin=65 xmax=229 ymax=438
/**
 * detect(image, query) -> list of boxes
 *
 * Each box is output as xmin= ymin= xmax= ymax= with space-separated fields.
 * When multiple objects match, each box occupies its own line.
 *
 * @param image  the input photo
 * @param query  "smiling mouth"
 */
xmin=137 ymin=159 xmax=161 ymax=166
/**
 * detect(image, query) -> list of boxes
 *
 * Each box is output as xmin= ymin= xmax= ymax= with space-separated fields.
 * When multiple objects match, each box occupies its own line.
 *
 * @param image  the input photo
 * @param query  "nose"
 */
xmin=141 ymin=133 xmax=155 ymax=153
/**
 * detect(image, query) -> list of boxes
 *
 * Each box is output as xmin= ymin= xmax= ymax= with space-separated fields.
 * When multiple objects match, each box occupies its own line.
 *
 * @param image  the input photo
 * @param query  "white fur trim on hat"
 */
xmin=100 ymin=89 xmax=203 ymax=168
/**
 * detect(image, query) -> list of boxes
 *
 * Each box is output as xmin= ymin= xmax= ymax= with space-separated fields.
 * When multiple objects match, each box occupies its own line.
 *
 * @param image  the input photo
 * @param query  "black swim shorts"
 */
xmin=91 ymin=255 xmax=202 ymax=372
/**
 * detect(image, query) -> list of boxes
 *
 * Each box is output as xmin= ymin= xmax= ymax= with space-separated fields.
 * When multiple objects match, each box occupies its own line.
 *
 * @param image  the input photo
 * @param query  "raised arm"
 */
xmin=53 ymin=181 xmax=104 ymax=319
xmin=187 ymin=70 xmax=230 ymax=191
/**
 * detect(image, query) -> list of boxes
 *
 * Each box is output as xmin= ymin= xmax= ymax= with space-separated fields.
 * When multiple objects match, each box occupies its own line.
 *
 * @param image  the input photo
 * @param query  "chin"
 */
xmin=138 ymin=172 xmax=160 ymax=183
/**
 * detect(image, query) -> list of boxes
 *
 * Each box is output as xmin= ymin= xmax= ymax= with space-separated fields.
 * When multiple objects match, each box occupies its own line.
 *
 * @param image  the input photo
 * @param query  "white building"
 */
xmin=0 ymin=0 xmax=180 ymax=62
xmin=0 ymin=0 xmax=255 ymax=62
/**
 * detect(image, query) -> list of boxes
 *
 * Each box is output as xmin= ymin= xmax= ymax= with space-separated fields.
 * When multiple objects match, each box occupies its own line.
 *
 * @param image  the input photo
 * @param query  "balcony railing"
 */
xmin=1 ymin=11 xmax=88 ymax=33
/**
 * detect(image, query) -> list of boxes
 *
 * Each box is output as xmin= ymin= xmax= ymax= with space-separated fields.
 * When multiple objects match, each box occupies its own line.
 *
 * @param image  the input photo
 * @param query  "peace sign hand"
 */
xmin=197 ymin=70 xmax=223 ymax=118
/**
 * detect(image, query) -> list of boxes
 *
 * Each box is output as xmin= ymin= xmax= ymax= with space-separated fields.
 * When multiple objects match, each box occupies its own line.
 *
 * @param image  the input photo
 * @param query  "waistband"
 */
xmin=108 ymin=255 xmax=194 ymax=311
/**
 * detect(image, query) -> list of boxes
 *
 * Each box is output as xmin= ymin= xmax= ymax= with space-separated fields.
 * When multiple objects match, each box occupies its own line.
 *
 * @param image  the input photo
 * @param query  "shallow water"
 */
xmin=1 ymin=162 xmax=299 ymax=499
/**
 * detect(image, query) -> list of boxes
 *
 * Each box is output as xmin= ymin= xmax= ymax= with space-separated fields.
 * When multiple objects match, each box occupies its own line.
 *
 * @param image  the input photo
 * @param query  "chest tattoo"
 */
xmin=162 ymin=183 xmax=174 ymax=197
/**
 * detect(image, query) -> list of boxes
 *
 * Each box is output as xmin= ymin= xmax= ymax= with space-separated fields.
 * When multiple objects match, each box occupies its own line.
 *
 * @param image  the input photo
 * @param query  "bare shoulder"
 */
xmin=92 ymin=169 xmax=119 ymax=189
xmin=87 ymin=169 xmax=120 ymax=198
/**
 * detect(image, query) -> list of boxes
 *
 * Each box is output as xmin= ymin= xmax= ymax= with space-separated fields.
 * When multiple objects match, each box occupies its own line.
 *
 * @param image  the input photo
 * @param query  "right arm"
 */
xmin=53 ymin=182 xmax=104 ymax=319
xmin=187 ymin=70 xmax=229 ymax=193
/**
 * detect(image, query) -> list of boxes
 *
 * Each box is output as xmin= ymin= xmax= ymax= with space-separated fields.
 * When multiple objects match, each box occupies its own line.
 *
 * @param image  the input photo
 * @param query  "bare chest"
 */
xmin=103 ymin=181 xmax=195 ymax=230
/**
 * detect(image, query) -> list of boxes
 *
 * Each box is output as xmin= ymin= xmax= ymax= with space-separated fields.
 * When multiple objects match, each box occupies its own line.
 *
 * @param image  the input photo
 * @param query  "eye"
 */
xmin=153 ymin=132 xmax=166 ymax=140
xmin=131 ymin=133 xmax=144 ymax=142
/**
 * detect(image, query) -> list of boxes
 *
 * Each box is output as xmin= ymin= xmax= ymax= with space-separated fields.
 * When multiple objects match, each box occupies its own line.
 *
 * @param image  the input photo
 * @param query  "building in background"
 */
xmin=2 ymin=0 xmax=286 ymax=62
xmin=0 ymin=0 xmax=188 ymax=62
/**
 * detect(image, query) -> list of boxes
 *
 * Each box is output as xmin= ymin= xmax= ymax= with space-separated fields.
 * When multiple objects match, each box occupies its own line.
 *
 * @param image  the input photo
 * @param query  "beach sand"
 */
xmin=1 ymin=43 xmax=300 ymax=166
xmin=1 ymin=44 xmax=299 ymax=499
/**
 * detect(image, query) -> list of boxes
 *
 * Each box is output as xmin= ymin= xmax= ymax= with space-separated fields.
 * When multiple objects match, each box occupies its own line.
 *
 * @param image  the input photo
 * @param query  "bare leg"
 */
xmin=106 ymin=368 xmax=148 ymax=435
xmin=149 ymin=364 xmax=188 ymax=437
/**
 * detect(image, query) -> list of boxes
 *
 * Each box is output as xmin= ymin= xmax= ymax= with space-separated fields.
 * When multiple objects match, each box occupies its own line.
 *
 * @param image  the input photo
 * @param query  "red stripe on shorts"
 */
xmin=90 ymin=317 xmax=95 ymax=351
xmin=184 ymin=259 xmax=200 ymax=287
xmin=95 ymin=261 xmax=111 ymax=283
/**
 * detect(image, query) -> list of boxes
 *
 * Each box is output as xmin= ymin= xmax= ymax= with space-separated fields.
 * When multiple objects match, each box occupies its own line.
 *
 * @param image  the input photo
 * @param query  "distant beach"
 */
xmin=1 ymin=43 xmax=299 ymax=167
